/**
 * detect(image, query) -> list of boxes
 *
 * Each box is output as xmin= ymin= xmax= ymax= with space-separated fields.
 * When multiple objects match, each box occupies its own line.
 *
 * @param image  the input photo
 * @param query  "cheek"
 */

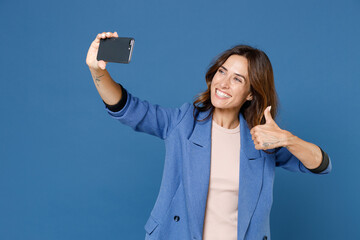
xmin=210 ymin=79 xmax=218 ymax=91
xmin=233 ymin=90 xmax=248 ymax=103
xmin=211 ymin=79 xmax=216 ymax=87
xmin=212 ymin=74 xmax=221 ymax=84
xmin=211 ymin=77 xmax=223 ymax=93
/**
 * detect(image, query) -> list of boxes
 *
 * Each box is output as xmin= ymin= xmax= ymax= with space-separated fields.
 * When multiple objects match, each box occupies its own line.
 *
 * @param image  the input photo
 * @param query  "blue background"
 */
xmin=0 ymin=0 xmax=359 ymax=239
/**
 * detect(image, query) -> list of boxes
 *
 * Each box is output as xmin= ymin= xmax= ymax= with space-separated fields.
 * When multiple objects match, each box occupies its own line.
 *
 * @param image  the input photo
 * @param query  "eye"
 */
xmin=218 ymin=69 xmax=225 ymax=74
xmin=235 ymin=78 xmax=242 ymax=83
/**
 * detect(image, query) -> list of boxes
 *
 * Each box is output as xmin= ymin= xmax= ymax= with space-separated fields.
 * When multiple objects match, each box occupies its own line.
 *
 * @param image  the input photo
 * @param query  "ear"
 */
xmin=246 ymin=92 xmax=253 ymax=101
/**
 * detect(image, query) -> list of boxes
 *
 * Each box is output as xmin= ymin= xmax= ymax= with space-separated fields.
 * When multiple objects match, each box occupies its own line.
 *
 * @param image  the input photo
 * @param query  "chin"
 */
xmin=211 ymin=99 xmax=228 ymax=110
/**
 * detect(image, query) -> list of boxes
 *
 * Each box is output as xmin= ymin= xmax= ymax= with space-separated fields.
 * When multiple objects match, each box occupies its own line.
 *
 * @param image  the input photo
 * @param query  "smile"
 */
xmin=215 ymin=89 xmax=231 ymax=98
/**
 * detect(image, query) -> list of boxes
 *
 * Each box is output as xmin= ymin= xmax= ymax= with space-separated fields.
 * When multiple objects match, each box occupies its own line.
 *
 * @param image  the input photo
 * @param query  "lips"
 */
xmin=215 ymin=88 xmax=231 ymax=98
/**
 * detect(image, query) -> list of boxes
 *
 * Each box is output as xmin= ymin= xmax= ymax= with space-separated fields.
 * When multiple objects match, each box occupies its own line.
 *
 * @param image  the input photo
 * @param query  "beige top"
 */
xmin=202 ymin=119 xmax=240 ymax=240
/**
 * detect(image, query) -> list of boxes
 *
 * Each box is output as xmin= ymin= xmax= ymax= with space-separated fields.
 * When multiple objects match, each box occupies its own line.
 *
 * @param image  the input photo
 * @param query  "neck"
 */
xmin=212 ymin=108 xmax=240 ymax=129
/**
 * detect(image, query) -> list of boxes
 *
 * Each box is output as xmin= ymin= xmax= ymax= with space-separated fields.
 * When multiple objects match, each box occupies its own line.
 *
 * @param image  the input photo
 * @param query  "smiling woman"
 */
xmin=211 ymin=55 xmax=253 ymax=128
xmin=86 ymin=33 xmax=332 ymax=240
xmin=193 ymin=45 xmax=278 ymax=130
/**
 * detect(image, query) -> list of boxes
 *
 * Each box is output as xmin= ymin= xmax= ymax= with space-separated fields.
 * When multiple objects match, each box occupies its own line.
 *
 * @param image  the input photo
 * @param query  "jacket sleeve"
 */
xmin=275 ymin=145 xmax=332 ymax=175
xmin=104 ymin=85 xmax=192 ymax=140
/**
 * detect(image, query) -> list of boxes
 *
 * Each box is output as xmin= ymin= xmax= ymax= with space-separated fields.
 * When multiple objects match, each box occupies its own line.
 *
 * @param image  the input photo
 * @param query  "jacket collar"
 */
xmin=188 ymin=108 xmax=261 ymax=159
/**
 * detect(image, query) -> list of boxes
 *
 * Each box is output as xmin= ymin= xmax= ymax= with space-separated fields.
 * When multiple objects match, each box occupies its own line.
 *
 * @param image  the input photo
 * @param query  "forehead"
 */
xmin=222 ymin=55 xmax=248 ymax=77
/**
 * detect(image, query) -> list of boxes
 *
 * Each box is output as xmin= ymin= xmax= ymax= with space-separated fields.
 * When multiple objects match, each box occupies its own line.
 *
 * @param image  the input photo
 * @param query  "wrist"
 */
xmin=88 ymin=65 xmax=106 ymax=74
xmin=282 ymin=130 xmax=298 ymax=148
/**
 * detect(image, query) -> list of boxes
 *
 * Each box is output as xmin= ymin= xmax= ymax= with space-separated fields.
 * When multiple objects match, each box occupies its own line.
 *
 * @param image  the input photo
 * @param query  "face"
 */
xmin=210 ymin=55 xmax=253 ymax=115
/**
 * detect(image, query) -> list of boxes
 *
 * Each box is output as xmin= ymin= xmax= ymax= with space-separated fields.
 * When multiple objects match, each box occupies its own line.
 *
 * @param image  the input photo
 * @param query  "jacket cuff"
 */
xmin=103 ymin=83 xmax=128 ymax=112
xmin=306 ymin=146 xmax=330 ymax=174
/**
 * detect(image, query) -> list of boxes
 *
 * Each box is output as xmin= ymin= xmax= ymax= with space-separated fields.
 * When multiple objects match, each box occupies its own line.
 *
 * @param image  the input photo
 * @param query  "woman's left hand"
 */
xmin=250 ymin=106 xmax=294 ymax=150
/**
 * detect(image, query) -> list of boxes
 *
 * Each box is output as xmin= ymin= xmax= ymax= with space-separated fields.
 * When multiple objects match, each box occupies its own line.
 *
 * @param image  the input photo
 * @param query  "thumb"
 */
xmin=98 ymin=60 xmax=107 ymax=70
xmin=264 ymin=106 xmax=274 ymax=124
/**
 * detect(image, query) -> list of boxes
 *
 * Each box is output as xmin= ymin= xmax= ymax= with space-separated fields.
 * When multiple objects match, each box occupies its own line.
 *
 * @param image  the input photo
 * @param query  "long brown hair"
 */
xmin=193 ymin=45 xmax=279 ymax=130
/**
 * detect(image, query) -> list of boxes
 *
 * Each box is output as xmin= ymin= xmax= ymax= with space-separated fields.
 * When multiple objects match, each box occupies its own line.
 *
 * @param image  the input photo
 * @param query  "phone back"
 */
xmin=97 ymin=37 xmax=135 ymax=64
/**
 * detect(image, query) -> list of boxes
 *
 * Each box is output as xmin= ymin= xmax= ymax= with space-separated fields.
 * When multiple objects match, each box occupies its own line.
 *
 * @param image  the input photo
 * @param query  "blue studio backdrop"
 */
xmin=0 ymin=0 xmax=359 ymax=239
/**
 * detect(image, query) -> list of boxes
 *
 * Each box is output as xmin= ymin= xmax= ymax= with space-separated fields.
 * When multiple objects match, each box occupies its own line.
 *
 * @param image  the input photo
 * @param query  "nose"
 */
xmin=220 ymin=76 xmax=231 ymax=88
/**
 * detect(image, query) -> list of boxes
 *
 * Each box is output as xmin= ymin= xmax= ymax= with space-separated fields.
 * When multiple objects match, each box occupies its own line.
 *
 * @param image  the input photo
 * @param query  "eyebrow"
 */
xmin=220 ymin=66 xmax=247 ymax=82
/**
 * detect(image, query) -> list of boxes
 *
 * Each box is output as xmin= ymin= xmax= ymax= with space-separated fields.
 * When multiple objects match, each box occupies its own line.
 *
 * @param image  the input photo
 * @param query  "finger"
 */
xmin=264 ymin=106 xmax=274 ymax=124
xmin=98 ymin=60 xmax=107 ymax=70
xmin=105 ymin=32 xmax=117 ymax=38
xmin=95 ymin=32 xmax=107 ymax=43
xmin=94 ymin=33 xmax=102 ymax=43
xmin=252 ymin=134 xmax=259 ymax=142
xmin=251 ymin=132 xmax=259 ymax=140
xmin=254 ymin=141 xmax=267 ymax=150
xmin=254 ymin=143 xmax=263 ymax=150
xmin=97 ymin=32 xmax=106 ymax=39
xmin=250 ymin=126 xmax=258 ymax=135
xmin=94 ymin=31 xmax=116 ymax=45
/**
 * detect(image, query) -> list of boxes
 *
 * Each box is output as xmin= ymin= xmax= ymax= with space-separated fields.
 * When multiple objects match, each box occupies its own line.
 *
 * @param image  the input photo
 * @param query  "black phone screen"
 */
xmin=97 ymin=37 xmax=135 ymax=64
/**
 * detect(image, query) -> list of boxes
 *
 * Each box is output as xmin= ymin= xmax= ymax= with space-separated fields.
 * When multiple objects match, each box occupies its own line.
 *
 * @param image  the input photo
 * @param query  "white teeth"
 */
xmin=216 ymin=89 xmax=231 ymax=98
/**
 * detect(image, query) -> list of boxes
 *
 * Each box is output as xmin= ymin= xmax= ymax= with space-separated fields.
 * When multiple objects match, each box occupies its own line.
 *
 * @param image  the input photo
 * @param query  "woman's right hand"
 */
xmin=86 ymin=31 xmax=119 ymax=71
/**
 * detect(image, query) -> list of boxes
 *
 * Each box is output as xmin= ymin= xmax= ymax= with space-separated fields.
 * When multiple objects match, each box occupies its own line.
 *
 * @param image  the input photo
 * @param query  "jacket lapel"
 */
xmin=237 ymin=112 xmax=265 ymax=240
xmin=183 ymin=109 xmax=265 ymax=240
xmin=183 ymin=110 xmax=212 ymax=239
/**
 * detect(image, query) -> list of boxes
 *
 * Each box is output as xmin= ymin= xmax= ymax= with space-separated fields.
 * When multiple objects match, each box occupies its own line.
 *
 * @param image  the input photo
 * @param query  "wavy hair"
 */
xmin=193 ymin=45 xmax=279 ymax=130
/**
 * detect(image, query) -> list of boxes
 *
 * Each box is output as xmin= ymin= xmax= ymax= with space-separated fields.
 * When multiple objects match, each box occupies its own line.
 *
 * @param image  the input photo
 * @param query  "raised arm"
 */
xmin=86 ymin=31 xmax=123 ymax=105
xmin=86 ymin=32 xmax=192 ymax=140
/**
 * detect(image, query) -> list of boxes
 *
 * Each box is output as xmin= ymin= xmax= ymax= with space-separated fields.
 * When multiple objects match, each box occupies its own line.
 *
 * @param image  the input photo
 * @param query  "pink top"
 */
xmin=202 ymin=119 xmax=240 ymax=240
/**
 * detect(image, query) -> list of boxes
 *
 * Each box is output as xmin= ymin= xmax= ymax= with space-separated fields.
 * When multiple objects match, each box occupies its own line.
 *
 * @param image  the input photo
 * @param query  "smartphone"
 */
xmin=97 ymin=37 xmax=135 ymax=64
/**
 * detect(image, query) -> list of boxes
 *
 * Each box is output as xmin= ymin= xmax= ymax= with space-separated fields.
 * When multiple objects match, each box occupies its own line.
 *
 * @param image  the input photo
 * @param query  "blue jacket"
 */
xmin=105 ymin=89 xmax=332 ymax=240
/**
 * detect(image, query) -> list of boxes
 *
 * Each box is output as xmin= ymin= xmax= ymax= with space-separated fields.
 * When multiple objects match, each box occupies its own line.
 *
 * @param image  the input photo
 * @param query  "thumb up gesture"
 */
xmin=250 ymin=106 xmax=293 ymax=150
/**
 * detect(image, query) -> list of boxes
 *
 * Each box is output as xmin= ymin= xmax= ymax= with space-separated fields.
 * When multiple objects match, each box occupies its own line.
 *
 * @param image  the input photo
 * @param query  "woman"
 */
xmin=86 ymin=32 xmax=332 ymax=240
